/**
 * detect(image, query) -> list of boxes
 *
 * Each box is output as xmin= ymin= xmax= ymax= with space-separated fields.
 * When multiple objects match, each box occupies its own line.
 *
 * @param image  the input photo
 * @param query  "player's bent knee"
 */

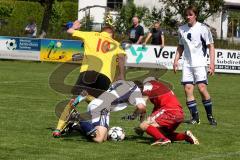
xmin=140 ymin=121 xmax=149 ymax=131
xmin=184 ymin=85 xmax=194 ymax=93
xmin=197 ymin=84 xmax=207 ymax=93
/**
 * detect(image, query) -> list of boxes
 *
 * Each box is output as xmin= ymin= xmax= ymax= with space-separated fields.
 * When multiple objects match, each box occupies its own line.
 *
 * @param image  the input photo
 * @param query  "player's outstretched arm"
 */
xmin=208 ymin=43 xmax=215 ymax=76
xmin=173 ymin=45 xmax=184 ymax=73
xmin=134 ymin=104 xmax=146 ymax=122
xmin=117 ymin=54 xmax=126 ymax=80
xmin=161 ymin=34 xmax=165 ymax=48
xmin=136 ymin=36 xmax=144 ymax=44
xmin=143 ymin=32 xmax=152 ymax=45
xmin=121 ymin=104 xmax=146 ymax=122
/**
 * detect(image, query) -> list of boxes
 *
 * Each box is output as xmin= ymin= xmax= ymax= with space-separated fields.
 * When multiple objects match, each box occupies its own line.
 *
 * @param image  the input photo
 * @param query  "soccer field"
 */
xmin=0 ymin=60 xmax=239 ymax=160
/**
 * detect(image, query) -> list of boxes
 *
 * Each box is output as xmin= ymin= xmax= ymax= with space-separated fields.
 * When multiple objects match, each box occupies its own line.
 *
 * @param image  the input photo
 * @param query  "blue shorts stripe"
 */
xmin=181 ymin=81 xmax=194 ymax=85
xmin=196 ymin=80 xmax=208 ymax=85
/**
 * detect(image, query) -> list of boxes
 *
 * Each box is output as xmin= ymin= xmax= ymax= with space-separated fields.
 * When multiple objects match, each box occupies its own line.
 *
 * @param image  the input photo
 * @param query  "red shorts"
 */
xmin=151 ymin=109 xmax=184 ymax=132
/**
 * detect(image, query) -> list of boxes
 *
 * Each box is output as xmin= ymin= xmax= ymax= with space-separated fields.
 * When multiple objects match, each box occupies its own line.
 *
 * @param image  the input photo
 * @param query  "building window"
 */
xmin=107 ymin=0 xmax=123 ymax=10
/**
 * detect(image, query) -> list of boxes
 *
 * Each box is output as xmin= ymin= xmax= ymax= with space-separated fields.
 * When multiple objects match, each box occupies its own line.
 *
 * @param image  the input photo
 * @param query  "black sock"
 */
xmin=98 ymin=108 xmax=109 ymax=128
xmin=202 ymin=99 xmax=213 ymax=116
xmin=186 ymin=100 xmax=199 ymax=120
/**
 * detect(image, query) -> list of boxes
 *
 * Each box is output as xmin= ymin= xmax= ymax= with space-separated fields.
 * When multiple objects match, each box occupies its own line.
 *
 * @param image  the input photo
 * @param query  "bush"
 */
xmin=0 ymin=1 xmax=78 ymax=39
xmin=47 ymin=1 xmax=78 ymax=39
xmin=0 ymin=2 xmax=14 ymax=18
xmin=0 ymin=1 xmax=43 ymax=37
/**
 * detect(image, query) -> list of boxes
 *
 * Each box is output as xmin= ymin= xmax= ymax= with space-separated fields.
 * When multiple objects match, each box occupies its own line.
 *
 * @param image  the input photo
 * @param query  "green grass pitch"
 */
xmin=0 ymin=60 xmax=240 ymax=160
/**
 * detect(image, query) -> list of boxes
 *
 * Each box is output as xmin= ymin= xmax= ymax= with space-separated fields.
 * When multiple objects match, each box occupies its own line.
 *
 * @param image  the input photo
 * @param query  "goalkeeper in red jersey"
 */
xmin=136 ymin=77 xmax=199 ymax=146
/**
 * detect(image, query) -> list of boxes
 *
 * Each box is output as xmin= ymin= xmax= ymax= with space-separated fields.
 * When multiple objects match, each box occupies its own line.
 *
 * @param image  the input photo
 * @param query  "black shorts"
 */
xmin=71 ymin=71 xmax=111 ymax=97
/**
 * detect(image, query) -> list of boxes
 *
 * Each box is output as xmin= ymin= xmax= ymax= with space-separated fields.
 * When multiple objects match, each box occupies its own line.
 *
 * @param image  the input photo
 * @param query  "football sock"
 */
xmin=98 ymin=108 xmax=109 ymax=128
xmin=202 ymin=99 xmax=213 ymax=116
xmin=56 ymin=103 xmax=73 ymax=131
xmin=86 ymin=95 xmax=95 ymax=103
xmin=168 ymin=132 xmax=187 ymax=142
xmin=146 ymin=126 xmax=167 ymax=141
xmin=186 ymin=100 xmax=199 ymax=120
xmin=72 ymin=95 xmax=86 ymax=107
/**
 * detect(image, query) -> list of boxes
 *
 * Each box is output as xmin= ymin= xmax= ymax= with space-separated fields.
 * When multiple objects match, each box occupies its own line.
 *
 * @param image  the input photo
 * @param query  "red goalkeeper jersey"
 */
xmin=143 ymin=80 xmax=182 ymax=113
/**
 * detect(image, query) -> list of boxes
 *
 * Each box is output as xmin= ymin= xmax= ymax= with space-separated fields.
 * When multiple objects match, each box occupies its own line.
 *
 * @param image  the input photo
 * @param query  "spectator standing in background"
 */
xmin=25 ymin=18 xmax=37 ymax=38
xmin=143 ymin=22 xmax=165 ymax=48
xmin=129 ymin=16 xmax=144 ymax=44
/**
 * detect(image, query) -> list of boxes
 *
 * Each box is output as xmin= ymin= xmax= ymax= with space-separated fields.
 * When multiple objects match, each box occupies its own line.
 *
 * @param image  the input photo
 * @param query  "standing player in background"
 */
xmin=173 ymin=6 xmax=217 ymax=125
xmin=143 ymin=22 xmax=165 ymax=48
xmin=52 ymin=20 xmax=126 ymax=137
xmin=136 ymin=77 xmax=199 ymax=146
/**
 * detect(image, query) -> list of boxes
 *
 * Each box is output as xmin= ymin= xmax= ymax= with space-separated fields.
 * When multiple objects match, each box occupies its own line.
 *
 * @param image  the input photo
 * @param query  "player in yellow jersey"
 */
xmin=52 ymin=20 xmax=126 ymax=137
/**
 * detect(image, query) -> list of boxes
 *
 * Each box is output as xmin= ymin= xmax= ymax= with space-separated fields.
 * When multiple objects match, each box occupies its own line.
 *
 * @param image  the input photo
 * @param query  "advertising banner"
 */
xmin=40 ymin=39 xmax=84 ymax=63
xmin=1 ymin=36 xmax=239 ymax=74
xmin=0 ymin=36 xmax=40 ymax=61
xmin=125 ymin=44 xmax=240 ymax=74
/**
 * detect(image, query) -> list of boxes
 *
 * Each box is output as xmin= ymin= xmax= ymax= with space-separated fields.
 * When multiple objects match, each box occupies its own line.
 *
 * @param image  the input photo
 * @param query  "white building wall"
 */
xmin=133 ymin=0 xmax=162 ymax=9
xmin=78 ymin=0 xmax=107 ymax=23
xmin=78 ymin=0 xmax=240 ymax=39
xmin=225 ymin=0 xmax=240 ymax=5
xmin=204 ymin=12 xmax=223 ymax=38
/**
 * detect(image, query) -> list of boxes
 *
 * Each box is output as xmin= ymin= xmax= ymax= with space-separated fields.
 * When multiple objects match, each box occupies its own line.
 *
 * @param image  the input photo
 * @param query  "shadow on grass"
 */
xmin=46 ymin=126 xmax=90 ymax=141
xmin=125 ymin=135 xmax=153 ymax=144
xmin=46 ymin=127 xmax=161 ymax=144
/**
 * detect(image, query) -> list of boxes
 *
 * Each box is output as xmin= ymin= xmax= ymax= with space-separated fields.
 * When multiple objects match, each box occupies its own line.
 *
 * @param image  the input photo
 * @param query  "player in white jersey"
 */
xmin=72 ymin=80 xmax=146 ymax=143
xmin=173 ymin=6 xmax=217 ymax=125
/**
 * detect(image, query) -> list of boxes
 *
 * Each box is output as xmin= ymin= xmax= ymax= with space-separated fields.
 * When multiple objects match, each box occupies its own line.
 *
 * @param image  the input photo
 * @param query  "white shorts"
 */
xmin=87 ymin=98 xmax=110 ymax=128
xmin=181 ymin=66 xmax=208 ymax=85
xmin=86 ymin=80 xmax=147 ymax=128
xmin=87 ymin=91 xmax=146 ymax=128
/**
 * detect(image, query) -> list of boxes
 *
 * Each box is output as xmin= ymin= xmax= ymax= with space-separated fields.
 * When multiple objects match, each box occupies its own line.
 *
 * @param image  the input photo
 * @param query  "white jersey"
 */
xmin=87 ymin=80 xmax=146 ymax=127
xmin=178 ymin=22 xmax=214 ymax=67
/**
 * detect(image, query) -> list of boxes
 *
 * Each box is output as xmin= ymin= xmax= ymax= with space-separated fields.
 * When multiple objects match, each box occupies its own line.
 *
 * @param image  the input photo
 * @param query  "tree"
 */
xmin=0 ymin=3 xmax=14 ymax=18
xmin=50 ymin=0 xmax=64 ymax=33
xmin=115 ymin=0 xmax=149 ymax=34
xmin=162 ymin=7 xmax=178 ymax=35
xmin=80 ymin=13 xmax=94 ymax=31
xmin=142 ymin=7 xmax=163 ymax=28
xmin=39 ymin=0 xmax=54 ymax=37
xmin=160 ymin=0 xmax=224 ymax=22
xmin=104 ymin=11 xmax=115 ymax=27
xmin=0 ymin=2 xmax=14 ymax=28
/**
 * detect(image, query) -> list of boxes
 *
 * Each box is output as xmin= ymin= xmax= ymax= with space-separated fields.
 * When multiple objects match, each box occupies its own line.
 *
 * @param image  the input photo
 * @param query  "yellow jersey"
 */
xmin=72 ymin=31 xmax=126 ymax=82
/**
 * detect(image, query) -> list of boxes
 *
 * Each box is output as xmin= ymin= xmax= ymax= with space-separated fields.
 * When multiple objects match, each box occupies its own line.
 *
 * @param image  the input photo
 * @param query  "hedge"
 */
xmin=0 ymin=0 xmax=78 ymax=39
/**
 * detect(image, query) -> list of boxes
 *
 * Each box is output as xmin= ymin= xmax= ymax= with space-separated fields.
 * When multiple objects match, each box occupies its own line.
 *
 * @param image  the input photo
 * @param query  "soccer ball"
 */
xmin=108 ymin=127 xmax=125 ymax=141
xmin=6 ymin=39 xmax=17 ymax=50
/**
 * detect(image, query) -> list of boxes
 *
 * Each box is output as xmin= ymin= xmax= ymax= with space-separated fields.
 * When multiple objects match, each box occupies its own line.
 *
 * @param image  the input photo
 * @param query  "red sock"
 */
xmin=168 ymin=132 xmax=186 ymax=142
xmin=146 ymin=126 xmax=167 ymax=141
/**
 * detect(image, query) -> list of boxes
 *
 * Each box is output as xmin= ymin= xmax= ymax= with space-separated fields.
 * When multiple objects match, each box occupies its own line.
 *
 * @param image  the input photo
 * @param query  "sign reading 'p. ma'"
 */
xmin=125 ymin=44 xmax=240 ymax=74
